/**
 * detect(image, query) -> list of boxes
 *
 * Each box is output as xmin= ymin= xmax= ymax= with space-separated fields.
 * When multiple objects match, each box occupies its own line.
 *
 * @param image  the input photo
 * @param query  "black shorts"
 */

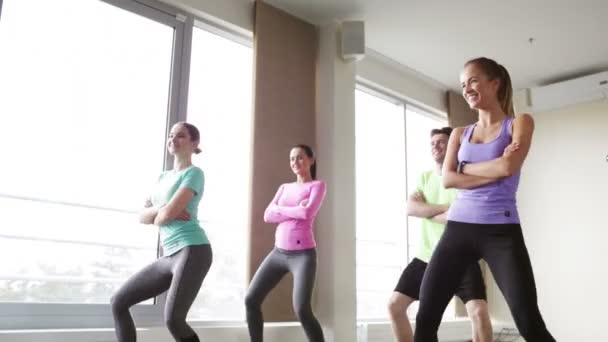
xmin=393 ymin=257 xmax=486 ymax=303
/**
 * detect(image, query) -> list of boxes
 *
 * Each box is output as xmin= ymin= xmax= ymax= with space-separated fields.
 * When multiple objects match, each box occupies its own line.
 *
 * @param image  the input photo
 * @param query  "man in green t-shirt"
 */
xmin=387 ymin=127 xmax=492 ymax=342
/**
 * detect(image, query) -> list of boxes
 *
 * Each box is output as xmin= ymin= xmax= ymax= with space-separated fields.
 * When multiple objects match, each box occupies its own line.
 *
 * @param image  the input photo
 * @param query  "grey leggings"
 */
xmin=245 ymin=248 xmax=324 ymax=342
xmin=111 ymin=244 xmax=212 ymax=342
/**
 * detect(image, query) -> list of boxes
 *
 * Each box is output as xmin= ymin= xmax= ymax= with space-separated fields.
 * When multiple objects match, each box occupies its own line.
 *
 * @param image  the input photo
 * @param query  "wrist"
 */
xmin=457 ymin=161 xmax=468 ymax=174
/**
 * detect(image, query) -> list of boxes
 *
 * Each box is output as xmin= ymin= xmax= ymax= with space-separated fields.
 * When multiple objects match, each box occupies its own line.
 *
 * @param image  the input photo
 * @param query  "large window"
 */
xmin=355 ymin=89 xmax=407 ymax=320
xmin=186 ymin=26 xmax=252 ymax=321
xmin=0 ymin=0 xmax=252 ymax=328
xmin=0 ymin=0 xmax=172 ymax=306
xmin=355 ymin=88 xmax=449 ymax=320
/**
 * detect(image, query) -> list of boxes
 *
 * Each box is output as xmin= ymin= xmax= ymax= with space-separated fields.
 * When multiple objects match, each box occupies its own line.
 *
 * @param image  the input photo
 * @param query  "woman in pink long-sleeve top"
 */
xmin=245 ymin=144 xmax=327 ymax=342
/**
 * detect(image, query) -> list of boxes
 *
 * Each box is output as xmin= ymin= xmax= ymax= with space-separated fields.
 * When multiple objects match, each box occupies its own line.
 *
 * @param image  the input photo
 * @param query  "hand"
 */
xmin=144 ymin=199 xmax=153 ymax=208
xmin=299 ymin=199 xmax=309 ymax=207
xmin=503 ymin=142 xmax=520 ymax=156
xmin=176 ymin=210 xmax=191 ymax=221
xmin=412 ymin=192 xmax=426 ymax=202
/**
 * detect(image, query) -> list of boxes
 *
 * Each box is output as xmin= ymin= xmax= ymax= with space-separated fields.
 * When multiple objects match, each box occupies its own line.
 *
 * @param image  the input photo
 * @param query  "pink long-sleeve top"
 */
xmin=263 ymin=180 xmax=327 ymax=250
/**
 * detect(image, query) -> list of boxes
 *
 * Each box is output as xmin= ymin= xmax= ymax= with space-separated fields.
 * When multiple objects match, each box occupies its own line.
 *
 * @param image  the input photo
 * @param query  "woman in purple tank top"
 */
xmin=414 ymin=58 xmax=555 ymax=342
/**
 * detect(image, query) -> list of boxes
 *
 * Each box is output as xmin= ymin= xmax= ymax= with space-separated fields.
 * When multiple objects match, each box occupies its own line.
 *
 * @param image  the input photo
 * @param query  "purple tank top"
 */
xmin=447 ymin=117 xmax=521 ymax=224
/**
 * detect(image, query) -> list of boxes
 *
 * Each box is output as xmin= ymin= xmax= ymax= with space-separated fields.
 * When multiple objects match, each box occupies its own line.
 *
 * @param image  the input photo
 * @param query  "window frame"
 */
xmin=354 ymin=85 xmax=409 ymax=320
xmin=183 ymin=23 xmax=254 ymax=323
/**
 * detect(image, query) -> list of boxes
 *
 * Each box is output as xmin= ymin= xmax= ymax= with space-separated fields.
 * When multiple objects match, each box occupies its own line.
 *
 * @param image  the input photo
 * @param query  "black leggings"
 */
xmin=245 ymin=248 xmax=324 ymax=342
xmin=414 ymin=221 xmax=555 ymax=342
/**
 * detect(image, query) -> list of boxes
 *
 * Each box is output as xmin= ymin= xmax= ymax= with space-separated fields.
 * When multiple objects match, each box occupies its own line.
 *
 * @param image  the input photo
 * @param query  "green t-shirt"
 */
xmin=151 ymin=165 xmax=209 ymax=256
xmin=416 ymin=171 xmax=458 ymax=262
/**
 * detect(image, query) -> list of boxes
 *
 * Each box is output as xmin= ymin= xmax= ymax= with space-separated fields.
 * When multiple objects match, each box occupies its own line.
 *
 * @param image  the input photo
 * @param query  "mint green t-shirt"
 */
xmin=151 ymin=165 xmax=209 ymax=256
xmin=416 ymin=171 xmax=458 ymax=262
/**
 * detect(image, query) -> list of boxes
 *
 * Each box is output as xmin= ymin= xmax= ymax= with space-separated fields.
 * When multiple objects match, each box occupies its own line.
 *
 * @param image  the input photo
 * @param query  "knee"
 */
xmin=293 ymin=303 xmax=313 ymax=322
xmin=244 ymin=292 xmax=260 ymax=312
xmin=110 ymin=293 xmax=127 ymax=314
xmin=413 ymin=305 xmax=442 ymax=342
xmin=467 ymin=300 xmax=489 ymax=324
xmin=414 ymin=305 xmax=438 ymax=331
xmin=508 ymin=301 xmax=534 ymax=329
xmin=510 ymin=308 xmax=549 ymax=340
xmin=387 ymin=295 xmax=409 ymax=320
xmin=165 ymin=314 xmax=186 ymax=336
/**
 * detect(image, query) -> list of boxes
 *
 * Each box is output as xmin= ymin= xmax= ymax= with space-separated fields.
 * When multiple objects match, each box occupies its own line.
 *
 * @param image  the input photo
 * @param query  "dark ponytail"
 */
xmin=293 ymin=144 xmax=317 ymax=180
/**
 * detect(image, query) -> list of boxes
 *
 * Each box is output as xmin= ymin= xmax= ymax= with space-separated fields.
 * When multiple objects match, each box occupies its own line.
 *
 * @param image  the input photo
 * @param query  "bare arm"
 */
xmin=153 ymin=188 xmax=194 ymax=226
xmin=139 ymin=198 xmax=160 ymax=224
xmin=462 ymin=114 xmax=534 ymax=178
xmin=406 ymin=191 xmax=449 ymax=218
xmin=442 ymin=127 xmax=502 ymax=189
xmin=429 ymin=211 xmax=448 ymax=224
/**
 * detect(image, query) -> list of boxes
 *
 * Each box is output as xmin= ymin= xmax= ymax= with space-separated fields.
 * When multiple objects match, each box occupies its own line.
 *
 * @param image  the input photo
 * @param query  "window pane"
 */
xmin=0 ymin=199 xmax=155 ymax=303
xmin=0 ymin=0 xmax=173 ymax=303
xmin=186 ymin=27 xmax=253 ymax=321
xmin=355 ymin=89 xmax=407 ymax=319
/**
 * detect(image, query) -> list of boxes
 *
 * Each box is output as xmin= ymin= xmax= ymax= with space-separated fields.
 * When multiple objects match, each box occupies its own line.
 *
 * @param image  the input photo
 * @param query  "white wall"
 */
xmin=487 ymin=100 xmax=608 ymax=341
xmin=315 ymin=21 xmax=358 ymax=342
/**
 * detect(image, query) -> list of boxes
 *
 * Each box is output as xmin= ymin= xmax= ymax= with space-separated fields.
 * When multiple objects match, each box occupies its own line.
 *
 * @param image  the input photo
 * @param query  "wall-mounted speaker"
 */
xmin=340 ymin=21 xmax=365 ymax=62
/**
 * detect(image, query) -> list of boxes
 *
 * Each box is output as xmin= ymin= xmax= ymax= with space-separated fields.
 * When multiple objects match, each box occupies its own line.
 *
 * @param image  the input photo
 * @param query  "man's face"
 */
xmin=431 ymin=133 xmax=449 ymax=164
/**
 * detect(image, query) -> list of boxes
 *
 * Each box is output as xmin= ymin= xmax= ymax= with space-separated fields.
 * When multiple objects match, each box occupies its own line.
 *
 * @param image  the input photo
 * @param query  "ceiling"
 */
xmin=263 ymin=0 xmax=608 ymax=91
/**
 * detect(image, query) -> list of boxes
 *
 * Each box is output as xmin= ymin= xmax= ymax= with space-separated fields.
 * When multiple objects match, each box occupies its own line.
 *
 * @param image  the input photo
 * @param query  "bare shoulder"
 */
xmin=511 ymin=114 xmax=535 ymax=136
xmin=514 ymin=113 xmax=534 ymax=126
xmin=453 ymin=126 xmax=466 ymax=134
xmin=451 ymin=126 xmax=466 ymax=143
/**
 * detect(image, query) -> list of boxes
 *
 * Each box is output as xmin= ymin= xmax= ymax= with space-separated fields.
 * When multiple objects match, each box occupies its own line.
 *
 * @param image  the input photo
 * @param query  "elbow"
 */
xmin=153 ymin=215 xmax=167 ymax=226
xmin=263 ymin=206 xmax=278 ymax=223
xmin=138 ymin=211 xmax=154 ymax=225
xmin=443 ymin=173 xmax=457 ymax=189
xmin=499 ymin=158 xmax=517 ymax=177
xmin=154 ymin=209 xmax=173 ymax=226
xmin=406 ymin=201 xmax=416 ymax=216
xmin=300 ymin=208 xmax=314 ymax=220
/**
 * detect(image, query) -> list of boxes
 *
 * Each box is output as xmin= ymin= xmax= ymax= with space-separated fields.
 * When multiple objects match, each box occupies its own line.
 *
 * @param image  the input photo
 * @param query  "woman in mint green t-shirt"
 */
xmin=111 ymin=122 xmax=211 ymax=342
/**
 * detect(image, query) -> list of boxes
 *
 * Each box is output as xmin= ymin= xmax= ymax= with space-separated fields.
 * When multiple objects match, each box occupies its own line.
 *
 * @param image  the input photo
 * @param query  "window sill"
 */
xmin=0 ymin=319 xmax=515 ymax=342
xmin=0 ymin=322 xmax=308 ymax=342
xmin=357 ymin=318 xmax=473 ymax=342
